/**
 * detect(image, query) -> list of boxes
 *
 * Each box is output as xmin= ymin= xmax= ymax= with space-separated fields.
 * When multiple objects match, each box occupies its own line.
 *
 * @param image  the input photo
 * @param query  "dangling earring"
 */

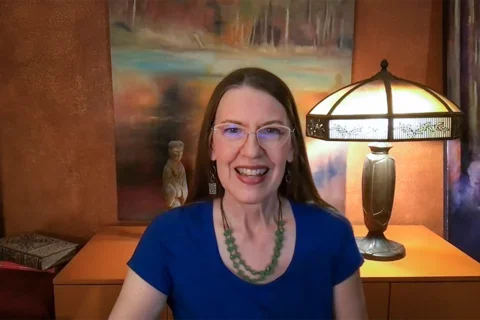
xmin=285 ymin=167 xmax=292 ymax=183
xmin=209 ymin=163 xmax=217 ymax=195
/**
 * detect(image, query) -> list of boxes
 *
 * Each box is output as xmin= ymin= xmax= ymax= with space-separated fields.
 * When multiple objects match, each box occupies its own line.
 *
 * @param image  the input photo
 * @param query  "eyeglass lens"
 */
xmin=214 ymin=123 xmax=291 ymax=148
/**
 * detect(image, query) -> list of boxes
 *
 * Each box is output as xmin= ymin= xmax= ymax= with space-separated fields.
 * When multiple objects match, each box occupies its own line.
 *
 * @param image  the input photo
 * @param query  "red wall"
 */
xmin=0 ymin=0 xmax=445 ymax=242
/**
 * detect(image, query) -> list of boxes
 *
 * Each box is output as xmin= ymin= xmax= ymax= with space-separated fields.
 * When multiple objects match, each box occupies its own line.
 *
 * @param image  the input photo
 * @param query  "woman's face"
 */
xmin=211 ymin=85 xmax=294 ymax=204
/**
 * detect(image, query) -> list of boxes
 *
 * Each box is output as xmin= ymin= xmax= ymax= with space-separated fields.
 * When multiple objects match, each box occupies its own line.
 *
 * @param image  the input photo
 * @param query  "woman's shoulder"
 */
xmin=152 ymin=200 xmax=212 ymax=220
xmin=290 ymin=200 xmax=355 ymax=238
xmin=291 ymin=200 xmax=361 ymax=266
xmin=144 ymin=200 xmax=213 ymax=238
xmin=291 ymin=200 xmax=351 ymax=224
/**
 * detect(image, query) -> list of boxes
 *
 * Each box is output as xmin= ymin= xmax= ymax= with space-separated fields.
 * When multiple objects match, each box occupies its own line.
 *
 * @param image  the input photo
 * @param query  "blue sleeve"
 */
xmin=332 ymin=219 xmax=364 ymax=285
xmin=127 ymin=216 xmax=172 ymax=295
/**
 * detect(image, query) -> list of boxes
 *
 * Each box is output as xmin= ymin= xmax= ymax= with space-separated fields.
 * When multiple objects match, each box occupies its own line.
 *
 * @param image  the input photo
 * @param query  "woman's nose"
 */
xmin=240 ymin=133 xmax=263 ymax=158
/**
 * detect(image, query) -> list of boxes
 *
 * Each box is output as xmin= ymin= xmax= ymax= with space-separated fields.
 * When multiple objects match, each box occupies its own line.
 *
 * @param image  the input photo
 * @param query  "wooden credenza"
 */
xmin=53 ymin=225 xmax=480 ymax=319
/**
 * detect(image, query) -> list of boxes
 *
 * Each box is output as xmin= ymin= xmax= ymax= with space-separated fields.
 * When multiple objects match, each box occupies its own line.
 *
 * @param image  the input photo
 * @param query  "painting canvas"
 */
xmin=445 ymin=0 xmax=480 ymax=262
xmin=108 ymin=0 xmax=356 ymax=221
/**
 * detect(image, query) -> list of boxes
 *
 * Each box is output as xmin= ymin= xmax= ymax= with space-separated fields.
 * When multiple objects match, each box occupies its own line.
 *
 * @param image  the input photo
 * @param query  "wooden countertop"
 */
xmin=53 ymin=225 xmax=480 ymax=285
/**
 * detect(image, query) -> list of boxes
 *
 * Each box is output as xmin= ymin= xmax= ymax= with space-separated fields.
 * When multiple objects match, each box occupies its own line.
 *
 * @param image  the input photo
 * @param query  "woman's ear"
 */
xmin=210 ymin=141 xmax=216 ymax=161
xmin=287 ymin=145 xmax=294 ymax=163
xmin=209 ymin=133 xmax=216 ymax=161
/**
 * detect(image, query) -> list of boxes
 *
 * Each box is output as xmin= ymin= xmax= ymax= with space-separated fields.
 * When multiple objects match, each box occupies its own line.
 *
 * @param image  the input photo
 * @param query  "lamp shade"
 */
xmin=306 ymin=60 xmax=463 ymax=142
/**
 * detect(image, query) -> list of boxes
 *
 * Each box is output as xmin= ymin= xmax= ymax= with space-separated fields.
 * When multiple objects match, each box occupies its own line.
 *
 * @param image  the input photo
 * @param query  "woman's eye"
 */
xmin=266 ymin=128 xmax=281 ymax=134
xmin=225 ymin=127 xmax=240 ymax=134
xmin=261 ymin=127 xmax=283 ymax=136
xmin=222 ymin=127 xmax=245 ymax=138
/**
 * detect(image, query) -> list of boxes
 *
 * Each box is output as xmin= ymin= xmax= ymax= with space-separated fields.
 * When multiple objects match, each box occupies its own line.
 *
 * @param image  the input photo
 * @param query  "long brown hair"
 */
xmin=187 ymin=67 xmax=335 ymax=211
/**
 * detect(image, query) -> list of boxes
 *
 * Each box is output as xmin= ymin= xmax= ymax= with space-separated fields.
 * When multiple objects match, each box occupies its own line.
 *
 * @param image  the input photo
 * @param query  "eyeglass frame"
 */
xmin=210 ymin=122 xmax=296 ymax=149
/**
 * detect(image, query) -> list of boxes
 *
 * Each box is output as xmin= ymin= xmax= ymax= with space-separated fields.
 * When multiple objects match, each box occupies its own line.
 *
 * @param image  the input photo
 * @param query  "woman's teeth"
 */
xmin=236 ymin=168 xmax=268 ymax=176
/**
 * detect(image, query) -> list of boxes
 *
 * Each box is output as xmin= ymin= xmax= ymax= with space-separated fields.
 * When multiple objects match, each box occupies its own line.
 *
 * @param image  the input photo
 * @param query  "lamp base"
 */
xmin=355 ymin=231 xmax=406 ymax=261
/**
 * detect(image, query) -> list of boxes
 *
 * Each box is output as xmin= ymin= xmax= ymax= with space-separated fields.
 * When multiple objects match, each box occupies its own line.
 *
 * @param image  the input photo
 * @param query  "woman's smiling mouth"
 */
xmin=235 ymin=167 xmax=269 ymax=176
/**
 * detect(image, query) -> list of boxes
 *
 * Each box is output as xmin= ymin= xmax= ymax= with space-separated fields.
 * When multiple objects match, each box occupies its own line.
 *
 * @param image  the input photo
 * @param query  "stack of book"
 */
xmin=0 ymin=233 xmax=79 ymax=272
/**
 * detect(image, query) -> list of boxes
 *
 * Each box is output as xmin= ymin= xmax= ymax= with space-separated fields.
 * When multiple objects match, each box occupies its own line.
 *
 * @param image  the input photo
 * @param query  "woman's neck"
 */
xmin=220 ymin=192 xmax=281 ymax=236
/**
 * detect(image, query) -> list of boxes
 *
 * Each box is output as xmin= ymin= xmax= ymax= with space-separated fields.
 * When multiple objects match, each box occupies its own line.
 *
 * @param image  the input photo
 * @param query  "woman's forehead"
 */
xmin=215 ymin=86 xmax=288 ymax=123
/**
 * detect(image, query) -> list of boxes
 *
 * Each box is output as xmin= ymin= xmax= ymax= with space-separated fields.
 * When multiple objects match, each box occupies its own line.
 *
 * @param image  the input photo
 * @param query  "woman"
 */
xmin=109 ymin=68 xmax=367 ymax=320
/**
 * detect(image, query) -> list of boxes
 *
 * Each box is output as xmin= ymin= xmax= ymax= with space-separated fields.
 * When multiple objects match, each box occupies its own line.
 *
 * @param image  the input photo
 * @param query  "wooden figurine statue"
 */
xmin=162 ymin=141 xmax=188 ymax=209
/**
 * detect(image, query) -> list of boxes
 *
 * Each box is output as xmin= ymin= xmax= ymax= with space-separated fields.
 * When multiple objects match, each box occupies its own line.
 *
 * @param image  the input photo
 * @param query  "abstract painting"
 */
xmin=445 ymin=0 xmax=480 ymax=262
xmin=107 ymin=0 xmax=356 ymax=220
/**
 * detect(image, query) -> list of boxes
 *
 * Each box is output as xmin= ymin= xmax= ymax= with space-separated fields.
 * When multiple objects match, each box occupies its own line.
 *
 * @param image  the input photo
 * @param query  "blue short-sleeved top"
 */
xmin=127 ymin=200 xmax=364 ymax=320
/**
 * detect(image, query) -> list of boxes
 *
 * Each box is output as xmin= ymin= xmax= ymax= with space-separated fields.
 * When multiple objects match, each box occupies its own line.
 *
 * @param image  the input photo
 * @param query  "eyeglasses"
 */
xmin=212 ymin=123 xmax=295 ymax=149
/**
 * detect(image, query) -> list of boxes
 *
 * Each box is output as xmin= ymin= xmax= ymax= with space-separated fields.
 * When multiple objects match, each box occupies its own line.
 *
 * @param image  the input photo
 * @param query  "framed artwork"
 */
xmin=445 ymin=0 xmax=480 ymax=262
xmin=107 ymin=0 xmax=356 ymax=221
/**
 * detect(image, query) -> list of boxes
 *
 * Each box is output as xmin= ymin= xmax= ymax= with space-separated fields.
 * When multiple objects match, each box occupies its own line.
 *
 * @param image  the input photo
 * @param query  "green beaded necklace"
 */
xmin=220 ymin=197 xmax=286 ymax=284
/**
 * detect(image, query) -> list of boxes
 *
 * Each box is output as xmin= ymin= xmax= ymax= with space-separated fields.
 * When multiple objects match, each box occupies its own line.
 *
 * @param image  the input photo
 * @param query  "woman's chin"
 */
xmin=222 ymin=174 xmax=283 ymax=204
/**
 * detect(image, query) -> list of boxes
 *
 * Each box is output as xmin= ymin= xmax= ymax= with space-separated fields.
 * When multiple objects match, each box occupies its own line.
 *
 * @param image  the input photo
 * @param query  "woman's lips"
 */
xmin=234 ymin=167 xmax=269 ymax=185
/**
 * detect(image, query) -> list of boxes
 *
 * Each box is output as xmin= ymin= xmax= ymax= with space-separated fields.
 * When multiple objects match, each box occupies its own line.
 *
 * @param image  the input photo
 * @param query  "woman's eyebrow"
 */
xmin=218 ymin=119 xmax=286 ymax=126
xmin=261 ymin=120 xmax=285 ymax=126
xmin=219 ymin=120 xmax=244 ymax=125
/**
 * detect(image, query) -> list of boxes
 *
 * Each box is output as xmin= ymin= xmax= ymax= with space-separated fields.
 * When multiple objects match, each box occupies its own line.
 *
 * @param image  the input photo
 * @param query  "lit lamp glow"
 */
xmin=306 ymin=60 xmax=463 ymax=261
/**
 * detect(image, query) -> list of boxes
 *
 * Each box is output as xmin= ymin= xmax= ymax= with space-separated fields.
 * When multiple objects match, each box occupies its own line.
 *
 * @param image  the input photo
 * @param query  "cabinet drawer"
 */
xmin=363 ymin=282 xmax=390 ymax=320
xmin=54 ymin=285 xmax=171 ymax=320
xmin=389 ymin=282 xmax=480 ymax=319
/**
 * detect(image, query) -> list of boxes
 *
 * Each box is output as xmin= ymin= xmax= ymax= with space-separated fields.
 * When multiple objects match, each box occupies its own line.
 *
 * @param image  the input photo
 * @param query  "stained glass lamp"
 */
xmin=306 ymin=60 xmax=463 ymax=261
